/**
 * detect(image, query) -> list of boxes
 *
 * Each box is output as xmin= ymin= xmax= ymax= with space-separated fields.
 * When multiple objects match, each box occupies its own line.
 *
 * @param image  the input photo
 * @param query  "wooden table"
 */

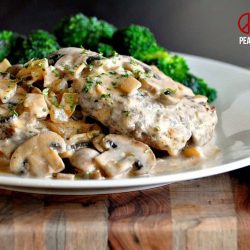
xmin=0 ymin=167 xmax=250 ymax=250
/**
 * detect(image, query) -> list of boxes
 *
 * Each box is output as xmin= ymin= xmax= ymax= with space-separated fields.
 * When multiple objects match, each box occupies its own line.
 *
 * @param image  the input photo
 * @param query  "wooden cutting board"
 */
xmin=0 ymin=167 xmax=250 ymax=250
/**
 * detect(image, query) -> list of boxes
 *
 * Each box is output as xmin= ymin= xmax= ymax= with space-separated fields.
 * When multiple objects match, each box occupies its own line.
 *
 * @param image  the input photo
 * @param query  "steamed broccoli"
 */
xmin=112 ymin=24 xmax=158 ymax=59
xmin=0 ymin=30 xmax=17 ymax=62
xmin=17 ymin=30 xmax=60 ymax=63
xmin=111 ymin=24 xmax=217 ymax=101
xmin=54 ymin=13 xmax=117 ymax=50
xmin=96 ymin=43 xmax=115 ymax=57
xmin=111 ymin=26 xmax=188 ymax=82
xmin=148 ymin=56 xmax=189 ymax=83
xmin=183 ymin=73 xmax=217 ymax=102
xmin=139 ymin=46 xmax=189 ymax=83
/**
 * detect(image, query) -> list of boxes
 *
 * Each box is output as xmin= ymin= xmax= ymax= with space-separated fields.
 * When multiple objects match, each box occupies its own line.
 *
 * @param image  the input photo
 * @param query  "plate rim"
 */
xmin=0 ymin=156 xmax=249 ymax=189
xmin=0 ymin=53 xmax=249 ymax=190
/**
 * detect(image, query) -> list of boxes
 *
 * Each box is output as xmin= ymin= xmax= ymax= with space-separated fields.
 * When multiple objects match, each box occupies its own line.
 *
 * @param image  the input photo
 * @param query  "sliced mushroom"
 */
xmin=44 ymin=65 xmax=60 ymax=87
xmin=62 ymin=131 xmax=100 ymax=157
xmin=94 ymin=134 xmax=156 ymax=177
xmin=8 ymin=86 xmax=26 ymax=105
xmin=193 ymin=95 xmax=208 ymax=103
xmin=54 ymin=48 xmax=99 ymax=79
xmin=16 ymin=59 xmax=48 ymax=85
xmin=6 ymin=64 xmax=23 ymax=77
xmin=53 ymin=173 xmax=75 ymax=180
xmin=10 ymin=132 xmax=66 ymax=177
xmin=0 ymin=79 xmax=17 ymax=103
xmin=140 ymin=65 xmax=194 ymax=97
xmin=92 ymin=134 xmax=106 ymax=152
xmin=48 ymin=92 xmax=78 ymax=123
xmin=23 ymin=93 xmax=49 ymax=118
xmin=50 ymin=78 xmax=68 ymax=92
xmin=50 ymin=106 xmax=69 ymax=123
xmin=59 ymin=93 xmax=79 ymax=117
xmin=118 ymin=76 xmax=141 ymax=95
xmin=43 ymin=119 xmax=101 ymax=139
xmin=0 ymin=59 xmax=11 ymax=73
xmin=70 ymin=148 xmax=99 ymax=173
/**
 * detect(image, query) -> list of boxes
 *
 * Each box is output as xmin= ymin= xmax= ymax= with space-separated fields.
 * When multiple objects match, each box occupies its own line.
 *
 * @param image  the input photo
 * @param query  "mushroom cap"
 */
xmin=61 ymin=131 xmax=100 ymax=158
xmin=94 ymin=134 xmax=156 ymax=177
xmin=70 ymin=148 xmax=99 ymax=173
xmin=10 ymin=131 xmax=66 ymax=177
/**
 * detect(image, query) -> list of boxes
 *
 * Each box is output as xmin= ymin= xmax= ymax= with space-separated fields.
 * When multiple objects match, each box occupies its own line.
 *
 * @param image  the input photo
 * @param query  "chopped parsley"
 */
xmin=42 ymin=88 xmax=50 ymax=96
xmin=122 ymin=110 xmax=130 ymax=117
xmin=80 ymin=47 xmax=88 ymax=54
xmin=63 ymin=64 xmax=74 ymax=75
xmin=162 ymin=88 xmax=176 ymax=95
xmin=8 ymin=104 xmax=18 ymax=116
xmin=23 ymin=59 xmax=34 ymax=68
xmin=96 ymin=80 xmax=102 ymax=85
xmin=121 ymin=73 xmax=130 ymax=78
xmin=64 ymin=94 xmax=78 ymax=111
xmin=111 ymin=81 xmax=118 ymax=87
xmin=37 ymin=61 xmax=45 ymax=70
xmin=51 ymin=96 xmax=59 ymax=107
xmin=83 ymin=77 xmax=94 ymax=93
xmin=130 ymin=59 xmax=138 ymax=66
xmin=112 ymin=51 xmax=119 ymax=57
xmin=101 ymin=93 xmax=111 ymax=100
xmin=51 ymin=68 xmax=60 ymax=77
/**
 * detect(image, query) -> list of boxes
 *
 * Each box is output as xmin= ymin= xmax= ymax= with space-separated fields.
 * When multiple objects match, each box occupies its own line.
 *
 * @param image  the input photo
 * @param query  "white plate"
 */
xmin=1 ymin=53 xmax=250 ymax=195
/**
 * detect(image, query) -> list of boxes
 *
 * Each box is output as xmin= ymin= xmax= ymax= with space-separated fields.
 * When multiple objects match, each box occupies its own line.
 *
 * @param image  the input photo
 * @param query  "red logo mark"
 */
xmin=238 ymin=12 xmax=250 ymax=34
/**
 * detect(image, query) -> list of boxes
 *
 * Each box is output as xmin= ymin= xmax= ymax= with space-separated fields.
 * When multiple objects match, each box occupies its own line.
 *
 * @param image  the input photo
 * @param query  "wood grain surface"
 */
xmin=0 ymin=169 xmax=249 ymax=250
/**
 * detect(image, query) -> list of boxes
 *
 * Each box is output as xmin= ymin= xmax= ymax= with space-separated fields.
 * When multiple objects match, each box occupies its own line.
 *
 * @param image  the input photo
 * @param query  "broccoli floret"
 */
xmin=111 ymin=24 xmax=216 ymax=101
xmin=150 ymin=56 xmax=189 ymax=83
xmin=183 ymin=73 xmax=217 ymax=102
xmin=111 ymin=26 xmax=188 ymax=82
xmin=17 ymin=30 xmax=60 ymax=63
xmin=141 ymin=46 xmax=189 ymax=83
xmin=112 ymin=24 xmax=158 ymax=58
xmin=96 ymin=43 xmax=115 ymax=57
xmin=0 ymin=30 xmax=17 ymax=62
xmin=8 ymin=34 xmax=26 ymax=64
xmin=54 ymin=13 xmax=117 ymax=50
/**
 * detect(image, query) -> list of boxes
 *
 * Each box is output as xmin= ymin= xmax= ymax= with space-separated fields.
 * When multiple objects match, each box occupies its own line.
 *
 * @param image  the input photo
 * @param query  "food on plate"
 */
xmin=0 ymin=30 xmax=16 ymax=62
xmin=0 ymin=13 xmax=217 ymax=101
xmin=0 ymin=47 xmax=217 ymax=179
xmin=13 ymin=30 xmax=60 ymax=64
xmin=54 ymin=13 xmax=117 ymax=51
xmin=111 ymin=25 xmax=217 ymax=102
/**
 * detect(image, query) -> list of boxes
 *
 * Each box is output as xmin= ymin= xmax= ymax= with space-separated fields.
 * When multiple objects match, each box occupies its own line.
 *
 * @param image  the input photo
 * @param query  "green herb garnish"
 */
xmin=162 ymin=88 xmax=176 ymax=95
xmin=122 ymin=110 xmax=130 ymax=117
xmin=42 ymin=87 xmax=50 ymax=96
xmin=8 ymin=104 xmax=18 ymax=116
xmin=121 ymin=73 xmax=130 ymax=78
xmin=83 ymin=77 xmax=94 ymax=93
xmin=101 ymin=93 xmax=111 ymax=100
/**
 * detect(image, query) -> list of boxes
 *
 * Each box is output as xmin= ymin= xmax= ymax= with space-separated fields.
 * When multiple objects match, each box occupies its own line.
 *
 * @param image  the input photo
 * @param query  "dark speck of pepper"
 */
xmin=48 ymin=53 xmax=64 ymax=66
xmin=133 ymin=160 xmax=143 ymax=170
xmin=86 ymin=56 xmax=101 ymax=65
xmin=49 ymin=142 xmax=62 ymax=150
xmin=106 ymin=140 xmax=117 ymax=149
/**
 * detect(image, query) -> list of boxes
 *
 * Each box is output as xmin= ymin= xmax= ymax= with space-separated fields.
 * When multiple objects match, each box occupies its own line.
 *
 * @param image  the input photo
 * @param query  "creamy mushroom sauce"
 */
xmin=0 ymin=48 xmax=217 ymax=179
